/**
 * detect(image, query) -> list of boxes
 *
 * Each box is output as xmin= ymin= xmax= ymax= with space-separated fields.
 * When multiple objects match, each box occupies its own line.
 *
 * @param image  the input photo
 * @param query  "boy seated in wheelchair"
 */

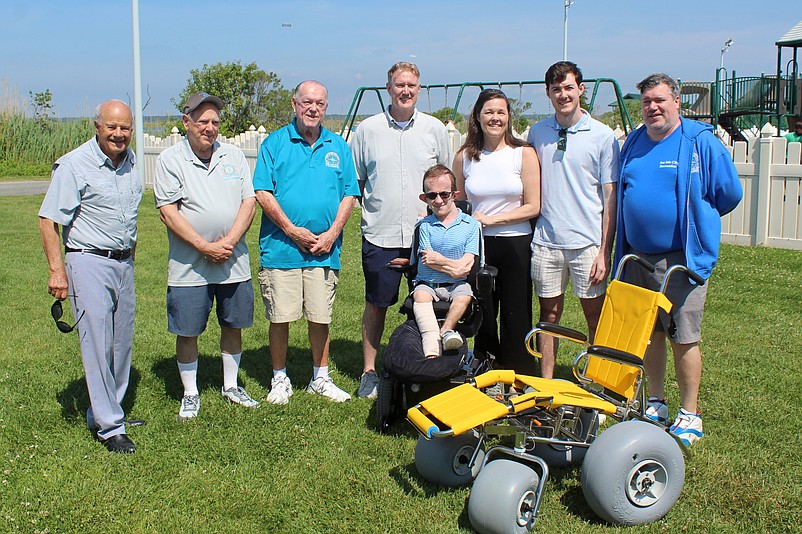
xmin=412 ymin=164 xmax=481 ymax=358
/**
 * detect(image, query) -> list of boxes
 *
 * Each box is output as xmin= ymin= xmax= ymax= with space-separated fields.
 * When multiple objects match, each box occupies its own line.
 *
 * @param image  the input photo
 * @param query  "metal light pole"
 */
xmin=132 ymin=0 xmax=144 ymax=186
xmin=563 ymin=0 xmax=575 ymax=61
xmin=720 ymin=38 xmax=733 ymax=70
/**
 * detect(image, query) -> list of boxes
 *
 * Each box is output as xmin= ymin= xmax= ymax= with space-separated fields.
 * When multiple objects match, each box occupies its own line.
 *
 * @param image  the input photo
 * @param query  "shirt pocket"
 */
xmin=84 ymin=170 xmax=118 ymax=205
xmin=404 ymin=134 xmax=439 ymax=165
xmin=128 ymin=177 xmax=143 ymax=211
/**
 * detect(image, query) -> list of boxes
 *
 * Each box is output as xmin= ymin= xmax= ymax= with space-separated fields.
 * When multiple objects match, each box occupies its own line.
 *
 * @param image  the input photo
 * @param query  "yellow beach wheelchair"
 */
xmin=407 ymin=254 xmax=703 ymax=532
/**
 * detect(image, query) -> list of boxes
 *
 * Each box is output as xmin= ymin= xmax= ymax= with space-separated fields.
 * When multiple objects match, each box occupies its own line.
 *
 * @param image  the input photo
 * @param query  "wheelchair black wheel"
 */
xmin=468 ymin=459 xmax=540 ymax=534
xmin=581 ymin=420 xmax=685 ymax=525
xmin=531 ymin=408 xmax=598 ymax=467
xmin=375 ymin=373 xmax=395 ymax=433
xmin=414 ymin=431 xmax=485 ymax=487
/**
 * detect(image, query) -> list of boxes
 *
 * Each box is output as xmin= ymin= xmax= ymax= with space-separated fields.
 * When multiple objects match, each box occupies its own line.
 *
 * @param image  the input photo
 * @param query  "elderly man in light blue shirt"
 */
xmin=39 ymin=99 xmax=142 ymax=454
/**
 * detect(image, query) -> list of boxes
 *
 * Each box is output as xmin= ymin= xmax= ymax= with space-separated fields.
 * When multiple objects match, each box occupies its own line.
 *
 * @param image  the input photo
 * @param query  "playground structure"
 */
xmin=679 ymin=20 xmax=802 ymax=141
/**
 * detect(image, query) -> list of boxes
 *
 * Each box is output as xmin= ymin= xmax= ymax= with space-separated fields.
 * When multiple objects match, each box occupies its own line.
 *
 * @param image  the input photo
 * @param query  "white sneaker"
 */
xmin=441 ymin=330 xmax=464 ymax=351
xmin=357 ymin=370 xmax=379 ymax=399
xmin=178 ymin=394 xmax=200 ymax=420
xmin=670 ymin=408 xmax=704 ymax=446
xmin=221 ymin=386 xmax=260 ymax=408
xmin=645 ymin=398 xmax=668 ymax=424
xmin=267 ymin=375 xmax=293 ymax=405
xmin=307 ymin=376 xmax=352 ymax=403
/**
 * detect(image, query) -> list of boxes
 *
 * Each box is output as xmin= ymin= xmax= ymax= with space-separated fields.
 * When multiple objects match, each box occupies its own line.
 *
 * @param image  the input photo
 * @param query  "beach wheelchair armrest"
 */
xmin=525 ymin=321 xmax=589 ymax=359
xmin=586 ymin=345 xmax=644 ymax=367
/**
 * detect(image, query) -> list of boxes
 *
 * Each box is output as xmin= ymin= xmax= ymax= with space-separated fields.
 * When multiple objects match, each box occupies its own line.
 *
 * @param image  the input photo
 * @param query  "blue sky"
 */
xmin=2 ymin=0 xmax=799 ymax=120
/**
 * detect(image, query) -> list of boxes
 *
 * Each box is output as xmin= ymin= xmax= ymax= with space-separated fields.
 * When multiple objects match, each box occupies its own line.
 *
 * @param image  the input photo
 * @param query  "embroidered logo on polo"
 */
xmin=324 ymin=152 xmax=340 ymax=169
xmin=222 ymin=163 xmax=239 ymax=181
xmin=659 ymin=160 xmax=678 ymax=169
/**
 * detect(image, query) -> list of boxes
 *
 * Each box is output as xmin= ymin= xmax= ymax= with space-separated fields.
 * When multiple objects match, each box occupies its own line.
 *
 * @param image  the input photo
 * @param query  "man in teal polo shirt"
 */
xmin=253 ymin=80 xmax=360 ymax=405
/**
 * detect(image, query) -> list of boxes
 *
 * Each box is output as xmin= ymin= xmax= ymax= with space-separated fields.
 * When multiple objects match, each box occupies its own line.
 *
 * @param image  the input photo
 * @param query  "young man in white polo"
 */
xmin=527 ymin=61 xmax=620 ymax=379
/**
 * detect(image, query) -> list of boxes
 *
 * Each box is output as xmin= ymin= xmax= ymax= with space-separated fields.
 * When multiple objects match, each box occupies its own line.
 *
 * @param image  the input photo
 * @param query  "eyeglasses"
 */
xmin=424 ymin=191 xmax=454 ymax=201
xmin=295 ymin=99 xmax=327 ymax=109
xmin=557 ymin=128 xmax=568 ymax=151
xmin=51 ymin=300 xmax=85 ymax=333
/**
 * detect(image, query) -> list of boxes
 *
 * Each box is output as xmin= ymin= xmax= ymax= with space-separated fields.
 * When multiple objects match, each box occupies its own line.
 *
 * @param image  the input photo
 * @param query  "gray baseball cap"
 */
xmin=182 ymin=92 xmax=224 ymax=115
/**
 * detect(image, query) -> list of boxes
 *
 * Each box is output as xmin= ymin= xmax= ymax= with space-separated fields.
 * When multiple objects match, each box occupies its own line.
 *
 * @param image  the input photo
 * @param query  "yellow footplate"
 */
xmin=408 ymin=383 xmax=510 ymax=438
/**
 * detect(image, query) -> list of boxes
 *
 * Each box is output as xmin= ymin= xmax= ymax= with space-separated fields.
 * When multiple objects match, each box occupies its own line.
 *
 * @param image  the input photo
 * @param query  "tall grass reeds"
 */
xmin=1 ymin=81 xmax=94 ymax=177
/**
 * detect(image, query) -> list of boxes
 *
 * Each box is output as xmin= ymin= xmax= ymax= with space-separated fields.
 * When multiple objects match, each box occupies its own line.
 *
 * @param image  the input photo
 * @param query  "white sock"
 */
xmin=221 ymin=352 xmax=241 ymax=390
xmin=414 ymin=302 xmax=441 ymax=357
xmin=313 ymin=366 xmax=329 ymax=380
xmin=177 ymin=360 xmax=199 ymax=396
xmin=273 ymin=368 xmax=288 ymax=379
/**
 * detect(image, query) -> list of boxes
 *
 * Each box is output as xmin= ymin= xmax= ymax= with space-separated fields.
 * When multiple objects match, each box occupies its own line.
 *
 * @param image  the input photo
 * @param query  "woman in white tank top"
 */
xmin=453 ymin=88 xmax=541 ymax=373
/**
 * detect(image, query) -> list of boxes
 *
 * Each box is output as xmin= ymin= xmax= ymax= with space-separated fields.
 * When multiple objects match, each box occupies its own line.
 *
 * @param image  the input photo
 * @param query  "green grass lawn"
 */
xmin=1 ymin=190 xmax=800 ymax=533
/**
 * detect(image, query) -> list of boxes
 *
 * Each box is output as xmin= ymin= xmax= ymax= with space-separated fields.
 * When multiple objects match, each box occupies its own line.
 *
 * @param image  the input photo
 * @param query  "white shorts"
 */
xmin=531 ymin=244 xmax=606 ymax=299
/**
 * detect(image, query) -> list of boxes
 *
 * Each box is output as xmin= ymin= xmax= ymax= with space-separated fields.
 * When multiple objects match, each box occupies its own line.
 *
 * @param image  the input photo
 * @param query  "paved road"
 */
xmin=0 ymin=181 xmax=50 ymax=196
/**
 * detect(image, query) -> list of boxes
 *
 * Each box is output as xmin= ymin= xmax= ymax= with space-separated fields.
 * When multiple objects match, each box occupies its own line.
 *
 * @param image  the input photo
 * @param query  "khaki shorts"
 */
xmin=532 ymin=244 xmax=606 ymax=299
xmin=258 ymin=267 xmax=338 ymax=324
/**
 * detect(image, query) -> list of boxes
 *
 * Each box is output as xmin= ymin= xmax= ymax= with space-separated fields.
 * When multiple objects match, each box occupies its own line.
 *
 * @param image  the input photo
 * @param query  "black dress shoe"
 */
xmin=99 ymin=433 xmax=137 ymax=454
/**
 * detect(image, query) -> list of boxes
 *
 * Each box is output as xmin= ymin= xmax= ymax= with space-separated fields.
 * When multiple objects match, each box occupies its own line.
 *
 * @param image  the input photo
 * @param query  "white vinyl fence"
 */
xmin=722 ymin=124 xmax=802 ymax=250
xmin=141 ymin=122 xmax=802 ymax=251
xmin=141 ymin=125 xmax=270 ymax=187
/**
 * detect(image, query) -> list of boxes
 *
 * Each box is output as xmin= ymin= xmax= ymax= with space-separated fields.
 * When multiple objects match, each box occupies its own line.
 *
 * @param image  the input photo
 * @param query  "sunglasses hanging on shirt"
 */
xmin=557 ymin=128 xmax=568 ymax=151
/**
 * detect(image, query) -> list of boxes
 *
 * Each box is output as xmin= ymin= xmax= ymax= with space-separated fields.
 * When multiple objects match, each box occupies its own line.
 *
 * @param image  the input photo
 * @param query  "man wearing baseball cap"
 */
xmin=153 ymin=92 xmax=260 ymax=420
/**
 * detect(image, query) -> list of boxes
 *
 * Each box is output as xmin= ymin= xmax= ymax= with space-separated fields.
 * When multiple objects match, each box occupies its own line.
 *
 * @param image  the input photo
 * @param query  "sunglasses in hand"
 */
xmin=51 ymin=300 xmax=85 ymax=333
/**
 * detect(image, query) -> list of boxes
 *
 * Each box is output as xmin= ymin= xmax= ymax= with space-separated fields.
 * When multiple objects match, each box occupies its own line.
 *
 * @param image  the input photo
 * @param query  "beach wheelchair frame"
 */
xmin=406 ymin=254 xmax=704 ymax=531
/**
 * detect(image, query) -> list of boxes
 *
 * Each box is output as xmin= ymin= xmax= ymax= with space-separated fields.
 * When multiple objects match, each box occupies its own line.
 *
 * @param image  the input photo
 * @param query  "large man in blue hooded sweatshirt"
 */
xmin=613 ymin=73 xmax=742 ymax=446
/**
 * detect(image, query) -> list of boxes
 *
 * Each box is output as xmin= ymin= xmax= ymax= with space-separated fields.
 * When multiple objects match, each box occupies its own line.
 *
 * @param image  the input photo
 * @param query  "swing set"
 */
xmin=338 ymin=78 xmax=635 ymax=141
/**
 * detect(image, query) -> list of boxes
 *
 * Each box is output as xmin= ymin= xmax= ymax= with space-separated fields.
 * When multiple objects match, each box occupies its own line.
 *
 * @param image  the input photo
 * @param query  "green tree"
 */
xmin=29 ymin=89 xmax=54 ymax=125
xmin=580 ymin=92 xmax=591 ymax=112
xmin=431 ymin=107 xmax=463 ymax=124
xmin=597 ymin=99 xmax=642 ymax=131
xmin=508 ymin=98 xmax=532 ymax=134
xmin=174 ymin=61 xmax=293 ymax=136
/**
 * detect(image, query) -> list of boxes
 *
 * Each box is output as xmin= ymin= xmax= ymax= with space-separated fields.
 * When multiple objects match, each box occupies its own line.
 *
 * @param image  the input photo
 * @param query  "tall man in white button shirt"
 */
xmin=350 ymin=62 xmax=453 ymax=398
